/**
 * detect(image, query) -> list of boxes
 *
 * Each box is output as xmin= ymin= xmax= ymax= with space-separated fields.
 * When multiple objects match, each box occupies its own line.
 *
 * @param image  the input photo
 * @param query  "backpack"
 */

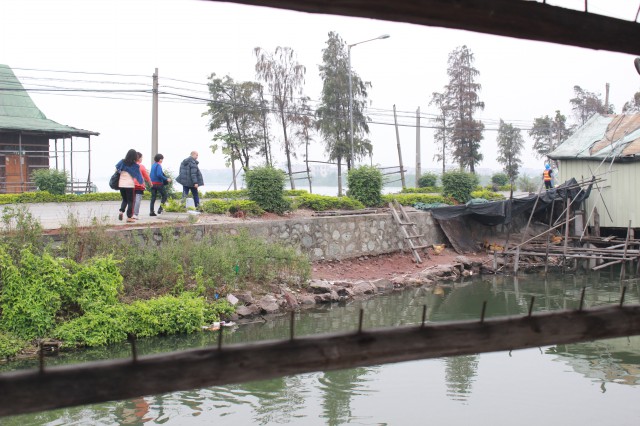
xmin=109 ymin=170 xmax=120 ymax=190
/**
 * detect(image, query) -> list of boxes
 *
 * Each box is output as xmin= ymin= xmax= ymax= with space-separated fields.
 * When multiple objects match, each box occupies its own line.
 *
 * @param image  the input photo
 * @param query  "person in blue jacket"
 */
xmin=176 ymin=151 xmax=204 ymax=208
xmin=149 ymin=153 xmax=172 ymax=216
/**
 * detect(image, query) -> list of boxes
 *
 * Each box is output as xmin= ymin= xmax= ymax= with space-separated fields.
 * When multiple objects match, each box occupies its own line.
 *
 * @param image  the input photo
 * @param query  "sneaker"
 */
xmin=118 ymin=212 xmax=123 ymax=221
xmin=158 ymin=206 xmax=163 ymax=214
xmin=133 ymin=215 xmax=139 ymax=220
xmin=126 ymin=218 xmax=135 ymax=223
xmin=150 ymin=212 xmax=157 ymax=217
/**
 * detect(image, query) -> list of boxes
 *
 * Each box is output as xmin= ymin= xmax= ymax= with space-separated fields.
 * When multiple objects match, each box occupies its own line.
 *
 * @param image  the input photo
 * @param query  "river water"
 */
xmin=4 ymin=273 xmax=640 ymax=425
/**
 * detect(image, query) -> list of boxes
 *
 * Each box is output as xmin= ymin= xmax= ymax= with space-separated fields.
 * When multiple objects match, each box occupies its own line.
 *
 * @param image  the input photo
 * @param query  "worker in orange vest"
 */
xmin=543 ymin=164 xmax=553 ymax=189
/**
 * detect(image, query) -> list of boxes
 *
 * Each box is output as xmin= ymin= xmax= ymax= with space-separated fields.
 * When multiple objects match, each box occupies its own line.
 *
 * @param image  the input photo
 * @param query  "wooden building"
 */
xmin=0 ymin=64 xmax=99 ymax=194
xmin=548 ymin=113 xmax=640 ymax=230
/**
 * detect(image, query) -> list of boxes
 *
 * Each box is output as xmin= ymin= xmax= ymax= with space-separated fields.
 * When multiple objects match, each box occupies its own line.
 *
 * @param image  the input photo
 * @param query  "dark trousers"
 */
xmin=119 ymin=188 xmax=135 ymax=218
xmin=150 ymin=185 xmax=168 ymax=212
xmin=544 ymin=180 xmax=552 ymax=189
xmin=182 ymin=186 xmax=200 ymax=207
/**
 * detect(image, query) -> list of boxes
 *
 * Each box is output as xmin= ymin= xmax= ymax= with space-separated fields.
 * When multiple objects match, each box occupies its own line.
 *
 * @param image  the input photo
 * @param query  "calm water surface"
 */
xmin=4 ymin=273 xmax=640 ymax=425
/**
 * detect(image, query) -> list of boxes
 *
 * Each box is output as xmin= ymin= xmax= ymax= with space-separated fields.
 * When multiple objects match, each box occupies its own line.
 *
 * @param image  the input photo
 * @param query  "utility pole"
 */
xmin=605 ymin=82 xmax=610 ymax=111
xmin=393 ymin=104 xmax=406 ymax=189
xmin=415 ymin=106 xmax=421 ymax=187
xmin=151 ymin=68 xmax=159 ymax=158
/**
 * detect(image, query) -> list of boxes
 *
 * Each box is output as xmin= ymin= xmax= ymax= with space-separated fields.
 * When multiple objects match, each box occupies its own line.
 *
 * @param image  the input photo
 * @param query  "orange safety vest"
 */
xmin=543 ymin=169 xmax=552 ymax=182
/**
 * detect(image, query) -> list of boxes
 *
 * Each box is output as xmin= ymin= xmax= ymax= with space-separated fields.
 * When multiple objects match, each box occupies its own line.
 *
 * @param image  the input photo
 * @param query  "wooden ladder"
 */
xmin=389 ymin=199 xmax=431 ymax=263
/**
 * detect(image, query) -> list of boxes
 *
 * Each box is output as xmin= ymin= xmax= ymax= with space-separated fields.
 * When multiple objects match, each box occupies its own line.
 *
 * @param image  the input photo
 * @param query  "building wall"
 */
xmin=0 ymin=132 xmax=50 ymax=193
xmin=557 ymin=160 xmax=639 ymax=228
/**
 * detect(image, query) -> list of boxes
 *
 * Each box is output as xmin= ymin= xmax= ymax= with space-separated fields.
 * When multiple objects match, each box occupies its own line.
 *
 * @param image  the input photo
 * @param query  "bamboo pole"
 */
xmin=620 ymin=220 xmax=632 ymax=280
xmin=1 ymin=304 xmax=639 ymax=417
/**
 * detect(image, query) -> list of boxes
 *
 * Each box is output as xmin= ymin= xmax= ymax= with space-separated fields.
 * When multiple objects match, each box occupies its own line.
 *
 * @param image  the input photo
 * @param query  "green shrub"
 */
xmin=201 ymin=199 xmax=264 ymax=216
xmin=400 ymin=187 xmax=441 ymax=194
xmin=204 ymin=189 xmax=249 ymax=199
xmin=1 ymin=206 xmax=43 ymax=255
xmin=127 ymin=294 xmax=207 ymax=337
xmin=292 ymin=194 xmax=364 ymax=211
xmin=347 ymin=166 xmax=383 ymax=207
xmin=442 ymin=171 xmax=479 ymax=203
xmin=284 ymin=189 xmax=308 ymax=197
xmin=491 ymin=173 xmax=509 ymax=187
xmin=418 ymin=172 xmax=438 ymax=188
xmin=163 ymin=198 xmax=187 ymax=213
xmin=70 ymin=256 xmax=123 ymax=312
xmin=381 ymin=193 xmax=450 ymax=206
xmin=0 ymin=331 xmax=27 ymax=358
xmin=470 ymin=189 xmax=505 ymax=201
xmin=32 ymin=169 xmax=68 ymax=195
xmin=245 ymin=166 xmax=290 ymax=214
xmin=53 ymin=304 xmax=129 ymax=347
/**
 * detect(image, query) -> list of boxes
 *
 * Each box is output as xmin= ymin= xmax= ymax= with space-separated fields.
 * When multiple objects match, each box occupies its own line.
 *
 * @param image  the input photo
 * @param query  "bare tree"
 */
xmin=254 ymin=46 xmax=306 ymax=189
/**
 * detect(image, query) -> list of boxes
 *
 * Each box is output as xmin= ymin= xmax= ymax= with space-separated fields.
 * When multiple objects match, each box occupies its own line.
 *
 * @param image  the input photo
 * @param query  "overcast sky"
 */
xmin=2 ymin=0 xmax=639 ymax=189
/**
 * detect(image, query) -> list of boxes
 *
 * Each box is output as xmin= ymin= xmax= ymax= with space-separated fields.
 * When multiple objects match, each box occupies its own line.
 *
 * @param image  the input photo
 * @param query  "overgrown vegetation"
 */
xmin=400 ymin=187 xmax=441 ymax=194
xmin=201 ymin=199 xmax=265 ymax=216
xmin=347 ymin=166 xmax=383 ymax=207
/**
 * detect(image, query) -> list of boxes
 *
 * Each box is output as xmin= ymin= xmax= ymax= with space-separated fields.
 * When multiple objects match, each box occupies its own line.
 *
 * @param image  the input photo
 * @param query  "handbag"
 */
xmin=109 ymin=170 xmax=121 ymax=190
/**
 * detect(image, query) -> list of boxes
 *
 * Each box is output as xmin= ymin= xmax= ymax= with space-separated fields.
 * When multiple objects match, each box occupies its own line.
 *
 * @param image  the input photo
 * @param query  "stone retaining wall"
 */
xmin=106 ymin=211 xmax=446 ymax=261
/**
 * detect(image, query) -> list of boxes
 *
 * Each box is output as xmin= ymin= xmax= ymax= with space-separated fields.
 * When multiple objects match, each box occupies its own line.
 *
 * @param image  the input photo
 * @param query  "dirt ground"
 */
xmin=311 ymin=248 xmax=491 ymax=281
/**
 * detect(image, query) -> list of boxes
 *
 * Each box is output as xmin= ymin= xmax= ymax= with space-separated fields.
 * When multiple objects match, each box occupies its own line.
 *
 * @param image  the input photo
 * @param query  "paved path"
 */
xmin=2 ymin=201 xmax=188 ymax=230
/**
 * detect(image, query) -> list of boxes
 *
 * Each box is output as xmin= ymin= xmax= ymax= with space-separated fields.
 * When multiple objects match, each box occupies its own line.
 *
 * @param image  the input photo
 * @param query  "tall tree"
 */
xmin=570 ymin=85 xmax=613 ymax=126
xmin=316 ymin=32 xmax=372 ymax=196
xmin=622 ymin=91 xmax=640 ymax=113
xmin=204 ymin=74 xmax=264 ymax=171
xmin=529 ymin=110 xmax=571 ymax=159
xmin=444 ymin=45 xmax=484 ymax=173
xmin=496 ymin=119 xmax=524 ymax=185
xmin=254 ymin=46 xmax=306 ymax=189
xmin=292 ymin=96 xmax=316 ymax=193
xmin=430 ymin=90 xmax=453 ymax=175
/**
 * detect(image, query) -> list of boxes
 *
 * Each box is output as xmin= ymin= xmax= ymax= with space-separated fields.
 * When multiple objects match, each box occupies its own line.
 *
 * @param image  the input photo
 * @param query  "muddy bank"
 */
xmin=228 ymin=253 xmax=495 ymax=320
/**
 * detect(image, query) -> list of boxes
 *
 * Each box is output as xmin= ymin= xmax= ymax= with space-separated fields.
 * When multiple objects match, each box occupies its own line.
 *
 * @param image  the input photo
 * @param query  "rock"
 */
xmin=298 ymin=295 xmax=317 ymax=305
xmin=259 ymin=295 xmax=277 ymax=305
xmin=371 ymin=278 xmax=394 ymax=292
xmin=332 ymin=280 xmax=354 ymax=288
xmin=455 ymin=256 xmax=472 ymax=268
xmin=309 ymin=280 xmax=332 ymax=294
xmin=226 ymin=294 xmax=239 ymax=306
xmin=234 ymin=291 xmax=254 ymax=305
xmin=352 ymin=281 xmax=376 ymax=296
xmin=330 ymin=290 xmax=341 ymax=302
xmin=260 ymin=301 xmax=281 ymax=314
xmin=314 ymin=293 xmax=333 ymax=303
xmin=284 ymin=292 xmax=299 ymax=309
xmin=236 ymin=305 xmax=261 ymax=318
xmin=336 ymin=287 xmax=355 ymax=298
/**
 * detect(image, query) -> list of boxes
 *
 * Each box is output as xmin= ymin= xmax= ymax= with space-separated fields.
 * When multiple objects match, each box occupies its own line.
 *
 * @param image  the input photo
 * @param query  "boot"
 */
xmin=158 ymin=206 xmax=164 ymax=214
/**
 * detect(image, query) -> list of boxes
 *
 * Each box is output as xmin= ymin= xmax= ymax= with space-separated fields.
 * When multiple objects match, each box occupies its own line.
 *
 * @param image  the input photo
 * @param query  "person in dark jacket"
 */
xmin=176 ymin=151 xmax=204 ymax=208
xmin=149 ymin=153 xmax=171 ymax=216
xmin=115 ymin=149 xmax=144 ymax=222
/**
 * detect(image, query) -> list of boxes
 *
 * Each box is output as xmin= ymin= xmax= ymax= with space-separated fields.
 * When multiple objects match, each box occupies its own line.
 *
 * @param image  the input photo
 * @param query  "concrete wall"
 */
xmin=118 ymin=211 xmax=446 ymax=261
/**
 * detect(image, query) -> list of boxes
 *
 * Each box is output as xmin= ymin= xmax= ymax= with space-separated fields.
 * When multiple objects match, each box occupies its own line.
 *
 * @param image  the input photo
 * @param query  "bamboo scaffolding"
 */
xmin=1 ymin=304 xmax=639 ymax=417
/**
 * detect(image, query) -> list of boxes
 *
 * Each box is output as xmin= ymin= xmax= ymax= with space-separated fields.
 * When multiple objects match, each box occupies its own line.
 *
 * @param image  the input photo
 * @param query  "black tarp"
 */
xmin=427 ymin=178 xmax=593 ymax=226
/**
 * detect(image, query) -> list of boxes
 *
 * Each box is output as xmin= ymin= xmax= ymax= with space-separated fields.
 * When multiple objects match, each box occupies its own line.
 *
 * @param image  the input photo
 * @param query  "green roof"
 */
xmin=0 ymin=64 xmax=98 ymax=137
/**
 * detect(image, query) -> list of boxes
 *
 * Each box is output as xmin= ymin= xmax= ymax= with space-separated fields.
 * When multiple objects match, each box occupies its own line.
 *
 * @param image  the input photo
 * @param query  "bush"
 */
xmin=292 ymin=194 xmax=364 ymax=211
xmin=0 ymin=331 xmax=27 ymax=358
xmin=491 ymin=173 xmax=509 ymax=187
xmin=32 ymin=169 xmax=68 ymax=195
xmin=163 ymin=198 xmax=187 ymax=213
xmin=347 ymin=166 xmax=383 ymax=207
xmin=381 ymin=193 xmax=450 ymax=206
xmin=201 ymin=199 xmax=264 ymax=216
xmin=245 ymin=166 xmax=290 ymax=214
xmin=470 ymin=189 xmax=505 ymax=201
xmin=442 ymin=171 xmax=479 ymax=203
xmin=400 ymin=187 xmax=441 ymax=194
xmin=204 ymin=189 xmax=249 ymax=199
xmin=418 ymin=172 xmax=438 ymax=188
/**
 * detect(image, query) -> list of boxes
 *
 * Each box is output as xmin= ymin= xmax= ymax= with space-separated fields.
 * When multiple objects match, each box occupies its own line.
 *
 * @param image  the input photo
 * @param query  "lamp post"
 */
xmin=348 ymin=34 xmax=390 ymax=167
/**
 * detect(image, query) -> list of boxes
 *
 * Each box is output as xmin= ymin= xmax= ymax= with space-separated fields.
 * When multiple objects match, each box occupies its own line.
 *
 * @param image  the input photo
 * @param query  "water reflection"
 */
xmin=4 ymin=274 xmax=640 ymax=425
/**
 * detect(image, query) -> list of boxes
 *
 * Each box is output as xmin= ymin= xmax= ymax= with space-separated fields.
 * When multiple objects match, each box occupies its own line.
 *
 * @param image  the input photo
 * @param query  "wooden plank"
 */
xmin=208 ymin=0 xmax=640 ymax=56
xmin=389 ymin=202 xmax=421 ymax=263
xmin=1 ymin=304 xmax=639 ymax=417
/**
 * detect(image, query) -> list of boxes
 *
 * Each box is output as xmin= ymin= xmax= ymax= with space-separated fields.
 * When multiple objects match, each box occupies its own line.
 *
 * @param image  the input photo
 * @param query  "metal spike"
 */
xmin=290 ymin=311 xmax=295 ymax=341
xmin=218 ymin=326 xmax=223 ymax=350
xmin=528 ymin=296 xmax=536 ymax=317
xmin=358 ymin=308 xmax=364 ymax=333
xmin=421 ymin=305 xmax=427 ymax=328
xmin=127 ymin=334 xmax=138 ymax=363
xmin=38 ymin=340 xmax=45 ymax=374
xmin=578 ymin=287 xmax=586 ymax=311
xmin=480 ymin=301 xmax=487 ymax=323
xmin=620 ymin=286 xmax=627 ymax=307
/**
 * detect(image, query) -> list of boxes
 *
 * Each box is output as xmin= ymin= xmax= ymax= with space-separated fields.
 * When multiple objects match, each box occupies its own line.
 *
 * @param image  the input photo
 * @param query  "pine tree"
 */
xmin=496 ymin=119 xmax=524 ymax=185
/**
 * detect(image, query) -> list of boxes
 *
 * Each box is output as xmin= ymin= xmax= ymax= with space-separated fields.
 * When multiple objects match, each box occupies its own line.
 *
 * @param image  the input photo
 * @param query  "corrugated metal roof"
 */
xmin=548 ymin=113 xmax=640 ymax=161
xmin=0 ymin=64 xmax=99 ymax=137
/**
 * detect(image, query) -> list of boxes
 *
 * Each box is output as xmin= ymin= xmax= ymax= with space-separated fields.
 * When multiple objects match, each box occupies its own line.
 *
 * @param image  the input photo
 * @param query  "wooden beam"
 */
xmin=1 ymin=304 xmax=639 ymax=417
xmin=208 ymin=0 xmax=640 ymax=56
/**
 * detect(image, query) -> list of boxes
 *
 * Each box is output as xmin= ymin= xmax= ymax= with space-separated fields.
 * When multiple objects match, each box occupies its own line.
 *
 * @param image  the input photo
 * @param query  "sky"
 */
xmin=1 ymin=0 xmax=639 ymax=190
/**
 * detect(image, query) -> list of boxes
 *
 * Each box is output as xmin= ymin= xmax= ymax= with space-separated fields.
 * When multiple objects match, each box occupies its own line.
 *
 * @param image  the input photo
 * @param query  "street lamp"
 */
xmin=348 ymin=34 xmax=390 ymax=166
